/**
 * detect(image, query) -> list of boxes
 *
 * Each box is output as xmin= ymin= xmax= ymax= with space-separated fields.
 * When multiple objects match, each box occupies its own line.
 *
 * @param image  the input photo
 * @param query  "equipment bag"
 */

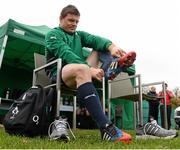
xmin=3 ymin=85 xmax=55 ymax=137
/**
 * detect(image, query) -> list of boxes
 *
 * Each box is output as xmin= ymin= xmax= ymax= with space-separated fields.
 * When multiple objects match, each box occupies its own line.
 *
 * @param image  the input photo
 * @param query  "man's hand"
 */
xmin=108 ymin=44 xmax=126 ymax=58
xmin=90 ymin=67 xmax=104 ymax=81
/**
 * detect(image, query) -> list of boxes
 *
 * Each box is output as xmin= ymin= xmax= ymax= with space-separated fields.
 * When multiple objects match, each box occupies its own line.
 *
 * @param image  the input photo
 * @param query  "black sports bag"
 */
xmin=3 ymin=85 xmax=55 ymax=137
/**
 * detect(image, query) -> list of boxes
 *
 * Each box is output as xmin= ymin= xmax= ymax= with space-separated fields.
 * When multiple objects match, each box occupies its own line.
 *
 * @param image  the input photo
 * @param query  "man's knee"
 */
xmin=62 ymin=64 xmax=91 ymax=88
xmin=75 ymin=64 xmax=90 ymax=76
xmin=74 ymin=64 xmax=92 ymax=86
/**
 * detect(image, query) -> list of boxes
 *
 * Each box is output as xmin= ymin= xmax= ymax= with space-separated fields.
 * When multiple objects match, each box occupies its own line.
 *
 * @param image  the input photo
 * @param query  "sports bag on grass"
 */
xmin=3 ymin=85 xmax=55 ymax=137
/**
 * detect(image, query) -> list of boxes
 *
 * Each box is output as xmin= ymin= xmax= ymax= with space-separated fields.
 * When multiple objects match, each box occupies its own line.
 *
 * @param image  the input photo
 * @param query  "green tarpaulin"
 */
xmin=0 ymin=19 xmax=51 ymax=96
xmin=0 ymin=19 xmax=51 ymax=71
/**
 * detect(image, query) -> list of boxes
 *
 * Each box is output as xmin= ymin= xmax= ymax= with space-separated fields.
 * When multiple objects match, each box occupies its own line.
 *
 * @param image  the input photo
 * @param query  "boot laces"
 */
xmin=48 ymin=118 xmax=76 ymax=140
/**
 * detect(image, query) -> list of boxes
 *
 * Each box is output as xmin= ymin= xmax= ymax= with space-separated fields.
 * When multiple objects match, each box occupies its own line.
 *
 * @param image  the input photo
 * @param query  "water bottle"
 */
xmin=5 ymin=88 xmax=10 ymax=99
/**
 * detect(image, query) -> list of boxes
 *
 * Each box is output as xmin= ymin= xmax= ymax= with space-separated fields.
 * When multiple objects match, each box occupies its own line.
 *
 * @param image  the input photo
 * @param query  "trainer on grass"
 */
xmin=45 ymin=4 xmax=136 ymax=143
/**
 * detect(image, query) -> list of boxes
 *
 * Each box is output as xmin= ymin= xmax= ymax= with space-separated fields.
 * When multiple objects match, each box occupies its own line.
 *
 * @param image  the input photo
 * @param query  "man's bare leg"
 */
xmin=86 ymin=51 xmax=99 ymax=68
xmin=62 ymin=64 xmax=91 ymax=88
xmin=61 ymin=63 xmax=110 ymax=128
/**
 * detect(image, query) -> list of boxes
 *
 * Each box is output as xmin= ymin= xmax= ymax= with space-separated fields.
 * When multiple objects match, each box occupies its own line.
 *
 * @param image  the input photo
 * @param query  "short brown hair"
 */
xmin=60 ymin=5 xmax=80 ymax=18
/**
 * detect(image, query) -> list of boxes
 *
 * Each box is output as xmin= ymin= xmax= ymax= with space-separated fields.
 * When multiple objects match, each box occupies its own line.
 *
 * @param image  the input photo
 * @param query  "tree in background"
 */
xmin=171 ymin=87 xmax=180 ymax=108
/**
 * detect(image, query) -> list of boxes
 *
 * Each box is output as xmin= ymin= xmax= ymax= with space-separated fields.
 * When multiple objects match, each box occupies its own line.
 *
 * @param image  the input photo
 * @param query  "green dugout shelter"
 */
xmin=0 ymin=19 xmax=136 ymax=129
xmin=0 ymin=19 xmax=51 ymax=95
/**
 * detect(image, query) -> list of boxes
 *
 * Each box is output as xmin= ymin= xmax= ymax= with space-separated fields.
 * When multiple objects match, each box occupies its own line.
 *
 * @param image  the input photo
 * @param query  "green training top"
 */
xmin=45 ymin=27 xmax=112 ymax=77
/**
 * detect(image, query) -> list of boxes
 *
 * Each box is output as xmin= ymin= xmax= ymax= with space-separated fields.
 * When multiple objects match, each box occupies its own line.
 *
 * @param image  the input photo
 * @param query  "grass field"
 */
xmin=0 ymin=125 xmax=180 ymax=149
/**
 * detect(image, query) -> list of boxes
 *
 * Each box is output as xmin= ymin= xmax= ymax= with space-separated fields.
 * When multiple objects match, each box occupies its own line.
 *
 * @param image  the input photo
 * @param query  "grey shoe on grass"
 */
xmin=48 ymin=117 xmax=75 ymax=141
xmin=136 ymin=119 xmax=178 ymax=139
